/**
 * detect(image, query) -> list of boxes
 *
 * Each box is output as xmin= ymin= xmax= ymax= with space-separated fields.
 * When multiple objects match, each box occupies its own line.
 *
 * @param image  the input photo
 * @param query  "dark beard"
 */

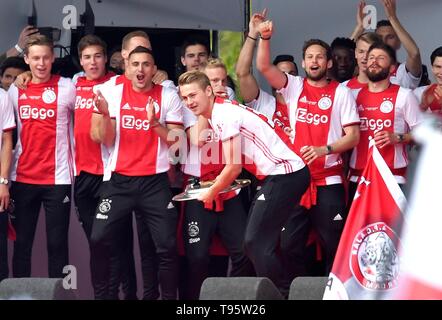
xmin=305 ymin=69 xmax=327 ymax=81
xmin=366 ymin=67 xmax=390 ymax=82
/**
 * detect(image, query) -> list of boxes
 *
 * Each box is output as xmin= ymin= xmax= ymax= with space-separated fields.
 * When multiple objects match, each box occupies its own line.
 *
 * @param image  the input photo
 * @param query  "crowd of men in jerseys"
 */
xmin=0 ymin=0 xmax=440 ymax=299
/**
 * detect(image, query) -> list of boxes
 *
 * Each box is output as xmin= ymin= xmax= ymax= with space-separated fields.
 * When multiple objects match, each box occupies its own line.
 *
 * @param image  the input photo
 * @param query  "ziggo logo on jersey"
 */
xmin=360 ymin=117 xmax=392 ymax=131
xmin=20 ymin=105 xmax=55 ymax=120
xmin=296 ymin=108 xmax=328 ymax=125
xmin=122 ymin=115 xmax=153 ymax=131
xmin=75 ymin=96 xmax=94 ymax=109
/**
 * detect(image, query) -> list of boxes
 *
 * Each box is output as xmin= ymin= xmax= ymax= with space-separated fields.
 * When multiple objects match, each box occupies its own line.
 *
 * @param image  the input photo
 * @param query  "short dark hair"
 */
xmin=128 ymin=46 xmax=155 ymax=62
xmin=367 ymin=42 xmax=397 ymax=63
xmin=0 ymin=57 xmax=28 ymax=76
xmin=180 ymin=36 xmax=209 ymax=58
xmin=302 ymin=39 xmax=332 ymax=60
xmin=331 ymin=37 xmax=356 ymax=51
xmin=77 ymin=34 xmax=107 ymax=57
xmin=376 ymin=19 xmax=392 ymax=29
xmin=273 ymin=54 xmax=295 ymax=66
xmin=430 ymin=46 xmax=442 ymax=65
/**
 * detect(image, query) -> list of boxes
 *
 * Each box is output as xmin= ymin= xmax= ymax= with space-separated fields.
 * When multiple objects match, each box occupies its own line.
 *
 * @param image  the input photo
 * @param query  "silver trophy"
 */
xmin=172 ymin=177 xmax=251 ymax=201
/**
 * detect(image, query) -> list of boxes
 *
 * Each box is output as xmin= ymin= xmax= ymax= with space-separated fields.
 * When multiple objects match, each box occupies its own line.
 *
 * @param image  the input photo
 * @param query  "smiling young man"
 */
xmin=179 ymin=70 xmax=309 ymax=296
xmin=8 ymin=35 xmax=76 ymax=278
xmin=90 ymin=46 xmax=184 ymax=300
xmin=256 ymin=20 xmax=360 ymax=284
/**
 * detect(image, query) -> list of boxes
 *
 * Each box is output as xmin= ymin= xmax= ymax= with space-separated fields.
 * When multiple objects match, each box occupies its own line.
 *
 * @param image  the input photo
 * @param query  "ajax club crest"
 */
xmin=350 ymin=222 xmax=401 ymax=290
xmin=42 ymin=87 xmax=57 ymax=104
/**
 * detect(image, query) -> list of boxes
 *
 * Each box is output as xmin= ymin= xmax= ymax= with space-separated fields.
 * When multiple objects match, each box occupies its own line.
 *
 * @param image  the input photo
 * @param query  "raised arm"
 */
xmin=350 ymin=1 xmax=366 ymax=41
xmin=236 ymin=9 xmax=267 ymax=102
xmin=256 ymin=20 xmax=287 ymax=90
xmin=381 ymin=0 xmax=422 ymax=77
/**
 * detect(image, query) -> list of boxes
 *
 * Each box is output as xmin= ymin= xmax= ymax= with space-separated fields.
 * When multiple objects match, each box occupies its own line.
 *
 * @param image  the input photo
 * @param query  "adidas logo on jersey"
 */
xmin=19 ymin=93 xmax=28 ymax=100
xmin=167 ymin=202 xmax=175 ymax=209
xmin=62 ymin=196 xmax=70 ymax=203
xmin=299 ymin=96 xmax=317 ymax=105
xmin=122 ymin=103 xmax=131 ymax=110
xmin=333 ymin=214 xmax=343 ymax=221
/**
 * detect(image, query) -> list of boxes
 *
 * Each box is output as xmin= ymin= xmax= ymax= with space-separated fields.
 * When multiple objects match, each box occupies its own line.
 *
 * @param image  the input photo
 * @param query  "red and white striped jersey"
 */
xmin=246 ymin=89 xmax=295 ymax=150
xmin=350 ymin=84 xmax=423 ymax=183
xmin=209 ymin=97 xmax=305 ymax=179
xmin=98 ymin=78 xmax=184 ymax=180
xmin=8 ymin=75 xmax=76 ymax=185
xmin=0 ymin=88 xmax=15 ymax=152
xmin=182 ymin=107 xmax=225 ymax=180
xmin=73 ymin=73 xmax=114 ymax=176
xmin=278 ymin=75 xmax=360 ymax=185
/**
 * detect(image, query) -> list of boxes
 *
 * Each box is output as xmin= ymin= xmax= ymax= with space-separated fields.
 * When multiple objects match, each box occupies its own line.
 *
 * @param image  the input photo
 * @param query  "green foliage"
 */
xmin=218 ymin=31 xmax=243 ymax=102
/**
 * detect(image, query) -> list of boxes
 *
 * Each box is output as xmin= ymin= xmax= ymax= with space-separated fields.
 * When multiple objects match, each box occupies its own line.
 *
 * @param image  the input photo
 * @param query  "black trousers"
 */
xmin=10 ymin=182 xmax=71 ymax=278
xmin=74 ymin=172 xmax=138 ymax=299
xmin=281 ymin=183 xmax=347 ymax=287
xmin=182 ymin=195 xmax=254 ymax=300
xmin=244 ymin=166 xmax=310 ymax=296
xmin=0 ymin=210 xmax=8 ymax=282
xmin=91 ymin=172 xmax=178 ymax=300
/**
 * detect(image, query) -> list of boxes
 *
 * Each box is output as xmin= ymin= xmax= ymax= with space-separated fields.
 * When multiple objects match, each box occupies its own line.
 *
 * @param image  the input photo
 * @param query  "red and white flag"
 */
xmin=393 ymin=123 xmax=442 ymax=299
xmin=323 ymin=140 xmax=406 ymax=299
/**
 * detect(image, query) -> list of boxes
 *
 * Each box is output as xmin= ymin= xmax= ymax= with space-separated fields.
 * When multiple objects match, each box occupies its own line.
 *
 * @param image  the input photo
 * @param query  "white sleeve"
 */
xmin=0 ymin=90 xmax=16 ymax=131
xmin=336 ymin=85 xmax=360 ymax=127
xmin=403 ymin=89 xmax=424 ymax=130
xmin=391 ymin=63 xmax=421 ymax=90
xmin=412 ymin=85 xmax=428 ymax=105
xmin=183 ymin=106 xmax=197 ymax=130
xmin=94 ymin=79 xmax=118 ymax=118
xmin=212 ymin=104 xmax=242 ymax=141
xmin=246 ymin=89 xmax=276 ymax=119
xmin=160 ymin=80 xmax=177 ymax=90
xmin=277 ymin=74 xmax=303 ymax=107
xmin=7 ymin=84 xmax=18 ymax=109
xmin=62 ymin=78 xmax=77 ymax=110
xmin=162 ymin=87 xmax=184 ymax=125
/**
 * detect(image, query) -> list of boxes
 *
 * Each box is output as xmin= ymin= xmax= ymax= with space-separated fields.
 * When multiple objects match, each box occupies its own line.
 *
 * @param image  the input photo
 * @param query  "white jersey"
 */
xmin=9 ymin=75 xmax=76 ymax=185
xmin=390 ymin=63 xmax=421 ymax=90
xmin=246 ymin=89 xmax=276 ymax=119
xmin=209 ymin=97 xmax=305 ymax=178
xmin=0 ymin=88 xmax=16 ymax=152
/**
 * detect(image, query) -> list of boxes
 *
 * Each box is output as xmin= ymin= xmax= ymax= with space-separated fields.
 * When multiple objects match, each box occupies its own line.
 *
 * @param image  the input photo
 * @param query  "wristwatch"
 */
xmin=326 ymin=145 xmax=333 ymax=155
xmin=0 ymin=177 xmax=9 ymax=185
xmin=397 ymin=134 xmax=405 ymax=143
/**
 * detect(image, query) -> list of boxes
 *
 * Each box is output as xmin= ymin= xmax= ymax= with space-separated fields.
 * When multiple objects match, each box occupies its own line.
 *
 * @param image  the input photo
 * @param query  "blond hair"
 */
xmin=24 ymin=35 xmax=53 ymax=55
xmin=122 ymin=30 xmax=151 ymax=50
xmin=200 ymin=57 xmax=227 ymax=73
xmin=178 ymin=70 xmax=211 ymax=90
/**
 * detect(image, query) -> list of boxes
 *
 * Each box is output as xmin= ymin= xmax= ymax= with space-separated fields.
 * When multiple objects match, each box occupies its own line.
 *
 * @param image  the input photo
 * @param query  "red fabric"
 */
xmin=300 ymin=166 xmax=344 ymax=209
xmin=7 ymin=216 xmax=16 ymax=241
xmin=324 ymin=142 xmax=405 ymax=299
xmin=176 ymin=174 xmax=228 ymax=256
